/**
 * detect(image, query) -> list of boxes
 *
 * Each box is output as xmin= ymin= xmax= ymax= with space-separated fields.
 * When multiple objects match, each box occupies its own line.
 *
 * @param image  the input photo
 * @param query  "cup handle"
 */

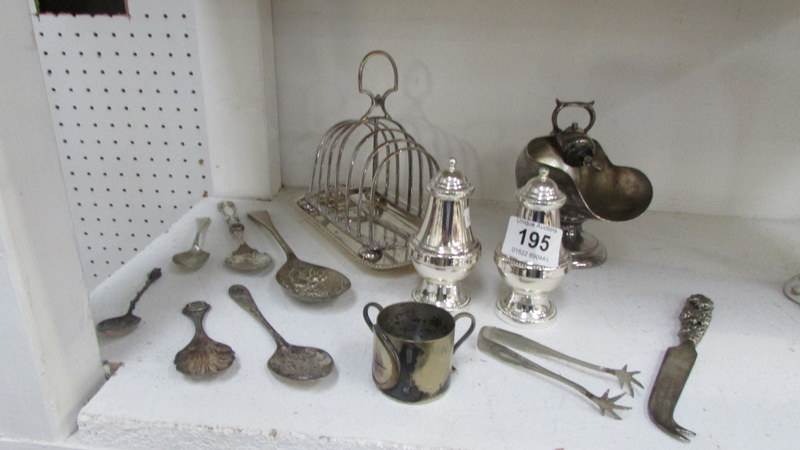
xmin=452 ymin=312 xmax=477 ymax=352
xmin=363 ymin=302 xmax=398 ymax=356
xmin=362 ymin=302 xmax=383 ymax=331
xmin=362 ymin=302 xmax=400 ymax=372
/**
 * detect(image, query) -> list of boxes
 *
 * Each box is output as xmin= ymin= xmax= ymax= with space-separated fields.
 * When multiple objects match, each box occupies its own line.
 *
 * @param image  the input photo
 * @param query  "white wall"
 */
xmin=272 ymin=0 xmax=800 ymax=219
xmin=196 ymin=0 xmax=282 ymax=199
xmin=0 ymin=0 xmax=104 ymax=441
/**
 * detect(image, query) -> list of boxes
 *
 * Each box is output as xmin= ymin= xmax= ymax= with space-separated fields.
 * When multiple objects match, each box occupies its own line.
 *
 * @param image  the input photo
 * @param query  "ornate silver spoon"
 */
xmin=218 ymin=201 xmax=272 ymax=272
xmin=174 ymin=301 xmax=235 ymax=376
xmin=228 ymin=284 xmax=334 ymax=381
xmin=248 ymin=210 xmax=350 ymax=303
xmin=172 ymin=217 xmax=211 ymax=271
xmin=96 ymin=268 xmax=162 ymax=337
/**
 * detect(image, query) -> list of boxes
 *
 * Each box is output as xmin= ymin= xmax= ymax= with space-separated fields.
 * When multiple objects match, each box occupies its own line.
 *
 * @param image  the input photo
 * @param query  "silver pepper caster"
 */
xmin=495 ymin=168 xmax=570 ymax=324
xmin=409 ymin=158 xmax=481 ymax=311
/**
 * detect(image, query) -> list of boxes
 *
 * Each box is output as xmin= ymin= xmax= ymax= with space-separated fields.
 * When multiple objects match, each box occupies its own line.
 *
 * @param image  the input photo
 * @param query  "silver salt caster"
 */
xmin=409 ymin=158 xmax=481 ymax=311
xmin=495 ymin=168 xmax=569 ymax=323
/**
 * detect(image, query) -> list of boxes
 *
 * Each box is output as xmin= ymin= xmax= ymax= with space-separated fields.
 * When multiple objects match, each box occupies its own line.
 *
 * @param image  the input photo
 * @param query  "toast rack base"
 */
xmin=296 ymin=196 xmax=412 ymax=271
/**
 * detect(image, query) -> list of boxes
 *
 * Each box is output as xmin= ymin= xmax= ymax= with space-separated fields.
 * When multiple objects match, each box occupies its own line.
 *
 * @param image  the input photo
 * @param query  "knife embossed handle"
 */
xmin=678 ymin=294 xmax=714 ymax=346
xmin=649 ymin=294 xmax=714 ymax=442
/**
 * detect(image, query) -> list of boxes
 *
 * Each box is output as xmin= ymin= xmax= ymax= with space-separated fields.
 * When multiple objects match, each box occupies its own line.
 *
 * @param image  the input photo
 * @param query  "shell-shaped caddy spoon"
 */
xmin=174 ymin=301 xmax=235 ymax=376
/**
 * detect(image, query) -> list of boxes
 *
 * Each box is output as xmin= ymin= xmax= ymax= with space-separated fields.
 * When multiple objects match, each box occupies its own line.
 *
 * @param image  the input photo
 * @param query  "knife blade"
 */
xmin=648 ymin=294 xmax=714 ymax=442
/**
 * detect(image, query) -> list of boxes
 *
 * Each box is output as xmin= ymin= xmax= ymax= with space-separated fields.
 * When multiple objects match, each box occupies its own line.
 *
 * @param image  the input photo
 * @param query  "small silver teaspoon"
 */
xmin=96 ymin=268 xmax=162 ymax=337
xmin=172 ymin=217 xmax=211 ymax=271
xmin=248 ymin=210 xmax=351 ymax=303
xmin=218 ymin=201 xmax=272 ymax=272
xmin=228 ymin=284 xmax=334 ymax=381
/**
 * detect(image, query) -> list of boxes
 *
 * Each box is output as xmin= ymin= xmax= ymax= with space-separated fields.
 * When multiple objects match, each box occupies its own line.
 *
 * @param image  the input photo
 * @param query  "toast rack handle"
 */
xmin=358 ymin=50 xmax=399 ymax=103
xmin=552 ymin=99 xmax=596 ymax=134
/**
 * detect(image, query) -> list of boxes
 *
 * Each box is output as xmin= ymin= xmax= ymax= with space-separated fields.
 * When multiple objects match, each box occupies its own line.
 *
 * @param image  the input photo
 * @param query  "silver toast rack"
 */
xmin=297 ymin=50 xmax=439 ymax=269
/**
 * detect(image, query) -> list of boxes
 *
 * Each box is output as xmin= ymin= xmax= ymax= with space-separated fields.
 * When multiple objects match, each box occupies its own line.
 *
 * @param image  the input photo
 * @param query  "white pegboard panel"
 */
xmin=30 ymin=0 xmax=212 ymax=290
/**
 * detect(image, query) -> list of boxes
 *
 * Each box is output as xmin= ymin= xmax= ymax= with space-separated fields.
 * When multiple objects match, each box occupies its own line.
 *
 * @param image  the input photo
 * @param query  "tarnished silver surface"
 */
xmin=228 ymin=285 xmax=334 ymax=381
xmin=410 ymin=158 xmax=481 ymax=311
xmin=297 ymin=50 xmax=439 ymax=270
xmin=649 ymin=294 xmax=714 ymax=442
xmin=96 ymin=268 xmax=162 ymax=337
xmin=363 ymin=302 xmax=475 ymax=403
xmin=783 ymin=274 xmax=800 ymax=304
xmin=174 ymin=301 xmax=235 ymax=377
xmin=478 ymin=326 xmax=631 ymax=419
xmin=172 ymin=217 xmax=211 ymax=271
xmin=248 ymin=210 xmax=350 ymax=303
xmin=496 ymin=168 xmax=569 ymax=324
xmin=516 ymin=99 xmax=653 ymax=269
xmin=218 ymin=201 xmax=272 ymax=272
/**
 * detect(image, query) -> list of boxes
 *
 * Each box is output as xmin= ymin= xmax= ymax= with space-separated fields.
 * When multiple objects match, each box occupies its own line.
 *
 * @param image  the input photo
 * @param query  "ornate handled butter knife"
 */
xmin=648 ymin=294 xmax=714 ymax=442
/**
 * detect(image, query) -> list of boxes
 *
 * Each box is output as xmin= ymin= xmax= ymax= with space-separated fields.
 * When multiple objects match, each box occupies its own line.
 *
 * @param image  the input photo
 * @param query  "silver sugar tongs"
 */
xmin=478 ymin=326 xmax=642 ymax=419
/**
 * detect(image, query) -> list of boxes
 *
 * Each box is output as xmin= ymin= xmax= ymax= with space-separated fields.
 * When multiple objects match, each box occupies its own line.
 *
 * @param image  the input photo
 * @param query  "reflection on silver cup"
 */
xmin=363 ymin=302 xmax=475 ymax=403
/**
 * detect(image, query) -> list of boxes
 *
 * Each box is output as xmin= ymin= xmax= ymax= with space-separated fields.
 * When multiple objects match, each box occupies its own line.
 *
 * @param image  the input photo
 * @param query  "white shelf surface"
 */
xmin=74 ymin=189 xmax=800 ymax=450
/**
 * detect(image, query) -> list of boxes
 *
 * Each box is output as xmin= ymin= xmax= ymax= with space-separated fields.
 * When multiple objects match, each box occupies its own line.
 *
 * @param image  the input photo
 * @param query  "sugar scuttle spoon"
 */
xmin=172 ymin=217 xmax=211 ymax=271
xmin=174 ymin=301 xmax=235 ymax=376
xmin=228 ymin=284 xmax=334 ymax=381
xmin=96 ymin=268 xmax=162 ymax=337
xmin=248 ymin=210 xmax=350 ymax=303
xmin=218 ymin=201 xmax=272 ymax=272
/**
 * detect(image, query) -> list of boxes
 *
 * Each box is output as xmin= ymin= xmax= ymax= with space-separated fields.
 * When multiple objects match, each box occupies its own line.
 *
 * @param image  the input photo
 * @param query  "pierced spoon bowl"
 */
xmin=248 ymin=210 xmax=350 ymax=303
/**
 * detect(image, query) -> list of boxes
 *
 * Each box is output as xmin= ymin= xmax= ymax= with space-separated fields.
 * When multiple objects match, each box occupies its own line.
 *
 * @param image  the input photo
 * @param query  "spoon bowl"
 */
xmin=268 ymin=345 xmax=334 ymax=381
xmin=224 ymin=242 xmax=272 ymax=272
xmin=276 ymin=256 xmax=351 ymax=303
xmin=173 ymin=249 xmax=210 ymax=271
xmin=96 ymin=313 xmax=141 ymax=337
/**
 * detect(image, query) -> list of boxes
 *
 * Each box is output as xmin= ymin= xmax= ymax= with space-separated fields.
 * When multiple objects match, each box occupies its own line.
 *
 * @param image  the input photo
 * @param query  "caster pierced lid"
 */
xmin=517 ymin=168 xmax=566 ymax=210
xmin=428 ymin=158 xmax=474 ymax=200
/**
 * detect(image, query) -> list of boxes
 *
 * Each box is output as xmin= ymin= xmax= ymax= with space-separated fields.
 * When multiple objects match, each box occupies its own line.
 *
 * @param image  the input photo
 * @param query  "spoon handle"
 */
xmin=218 ymin=201 xmax=241 ymax=226
xmin=126 ymin=268 xmax=162 ymax=314
xmin=228 ymin=284 xmax=289 ymax=347
xmin=248 ymin=210 xmax=295 ymax=258
xmin=192 ymin=217 xmax=211 ymax=248
xmin=218 ymin=201 xmax=247 ymax=244
xmin=182 ymin=301 xmax=210 ymax=338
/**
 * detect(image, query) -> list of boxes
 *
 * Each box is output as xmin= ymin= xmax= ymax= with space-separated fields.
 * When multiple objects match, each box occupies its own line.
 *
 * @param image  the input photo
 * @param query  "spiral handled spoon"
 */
xmin=96 ymin=268 xmax=162 ymax=337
